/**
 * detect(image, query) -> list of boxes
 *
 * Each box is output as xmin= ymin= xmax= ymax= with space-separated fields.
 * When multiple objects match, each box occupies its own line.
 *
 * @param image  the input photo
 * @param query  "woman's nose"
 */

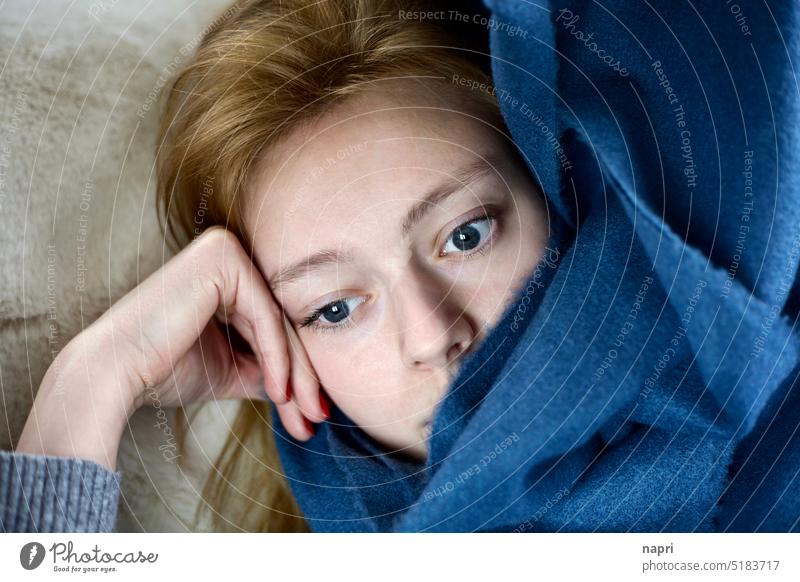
xmin=391 ymin=263 xmax=476 ymax=371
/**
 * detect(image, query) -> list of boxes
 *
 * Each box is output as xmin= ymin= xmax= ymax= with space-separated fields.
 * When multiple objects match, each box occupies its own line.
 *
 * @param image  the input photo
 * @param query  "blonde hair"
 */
xmin=156 ymin=0 xmax=502 ymax=532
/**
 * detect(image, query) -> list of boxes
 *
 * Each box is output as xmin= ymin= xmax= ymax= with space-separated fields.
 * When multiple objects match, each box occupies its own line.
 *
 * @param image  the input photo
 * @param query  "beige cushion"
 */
xmin=0 ymin=0 xmax=239 ymax=531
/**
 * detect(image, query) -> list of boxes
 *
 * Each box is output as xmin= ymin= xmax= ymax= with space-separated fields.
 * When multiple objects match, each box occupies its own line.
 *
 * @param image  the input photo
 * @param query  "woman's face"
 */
xmin=246 ymin=80 xmax=548 ymax=459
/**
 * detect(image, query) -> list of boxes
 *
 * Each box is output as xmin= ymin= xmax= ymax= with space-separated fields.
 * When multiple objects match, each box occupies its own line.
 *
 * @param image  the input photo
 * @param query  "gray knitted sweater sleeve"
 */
xmin=0 ymin=449 xmax=121 ymax=532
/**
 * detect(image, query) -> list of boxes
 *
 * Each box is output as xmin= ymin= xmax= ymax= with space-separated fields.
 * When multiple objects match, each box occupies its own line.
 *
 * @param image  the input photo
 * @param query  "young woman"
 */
xmin=3 ymin=0 xmax=549 ymax=531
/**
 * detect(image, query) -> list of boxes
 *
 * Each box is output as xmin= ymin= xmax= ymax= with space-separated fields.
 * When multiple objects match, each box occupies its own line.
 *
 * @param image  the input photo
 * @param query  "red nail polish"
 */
xmin=319 ymin=393 xmax=330 ymax=419
xmin=304 ymin=417 xmax=315 ymax=437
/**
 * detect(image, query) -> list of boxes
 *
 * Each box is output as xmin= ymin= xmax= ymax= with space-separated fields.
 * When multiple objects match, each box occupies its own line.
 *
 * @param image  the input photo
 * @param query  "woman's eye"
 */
xmin=441 ymin=214 xmax=496 ymax=256
xmin=300 ymin=296 xmax=366 ymax=332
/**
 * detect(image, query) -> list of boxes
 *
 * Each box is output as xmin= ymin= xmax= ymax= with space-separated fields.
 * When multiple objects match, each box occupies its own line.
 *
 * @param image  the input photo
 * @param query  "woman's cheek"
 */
xmin=307 ymin=341 xmax=374 ymax=399
xmin=321 ymin=348 xmax=404 ymax=424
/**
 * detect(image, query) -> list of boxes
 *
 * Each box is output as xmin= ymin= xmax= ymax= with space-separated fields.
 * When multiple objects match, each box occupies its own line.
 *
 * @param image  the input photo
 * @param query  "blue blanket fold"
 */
xmin=273 ymin=0 xmax=800 ymax=531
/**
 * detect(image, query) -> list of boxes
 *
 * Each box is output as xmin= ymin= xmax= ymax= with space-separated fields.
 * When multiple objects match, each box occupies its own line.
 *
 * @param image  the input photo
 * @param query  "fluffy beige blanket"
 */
xmin=0 ymin=0 xmax=241 ymax=531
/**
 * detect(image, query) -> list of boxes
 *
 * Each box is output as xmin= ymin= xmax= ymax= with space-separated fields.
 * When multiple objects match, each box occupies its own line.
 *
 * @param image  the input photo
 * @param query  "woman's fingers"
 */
xmin=275 ymin=395 xmax=314 ymax=441
xmin=203 ymin=227 xmax=291 ymax=405
xmin=283 ymin=316 xmax=327 ymax=424
xmin=208 ymin=228 xmax=326 ymax=428
xmin=208 ymin=229 xmax=327 ymax=435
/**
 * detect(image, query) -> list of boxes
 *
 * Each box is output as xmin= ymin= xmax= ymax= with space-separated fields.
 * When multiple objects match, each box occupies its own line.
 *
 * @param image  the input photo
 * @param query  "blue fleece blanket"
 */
xmin=273 ymin=0 xmax=800 ymax=532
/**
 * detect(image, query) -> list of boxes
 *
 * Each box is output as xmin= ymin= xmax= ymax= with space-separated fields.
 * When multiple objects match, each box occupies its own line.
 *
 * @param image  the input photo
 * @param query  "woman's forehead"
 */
xmin=251 ymin=81 xmax=499 ymax=194
xmin=251 ymin=112 xmax=498 ymax=222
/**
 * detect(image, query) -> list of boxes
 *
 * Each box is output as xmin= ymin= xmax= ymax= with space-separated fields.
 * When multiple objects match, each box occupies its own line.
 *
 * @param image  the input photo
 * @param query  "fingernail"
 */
xmin=319 ymin=393 xmax=330 ymax=419
xmin=304 ymin=417 xmax=316 ymax=437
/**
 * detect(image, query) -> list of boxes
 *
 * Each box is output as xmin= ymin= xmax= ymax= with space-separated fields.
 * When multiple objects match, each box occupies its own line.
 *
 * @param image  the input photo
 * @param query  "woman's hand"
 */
xmin=16 ymin=227 xmax=326 ymax=471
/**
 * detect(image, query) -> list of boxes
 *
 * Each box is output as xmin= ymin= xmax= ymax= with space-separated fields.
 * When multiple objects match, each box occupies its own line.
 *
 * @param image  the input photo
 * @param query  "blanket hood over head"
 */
xmin=273 ymin=0 xmax=800 ymax=532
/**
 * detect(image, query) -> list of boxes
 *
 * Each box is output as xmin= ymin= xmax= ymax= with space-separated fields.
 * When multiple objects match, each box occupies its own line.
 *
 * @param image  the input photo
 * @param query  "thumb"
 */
xmin=215 ymin=349 xmax=271 ymax=402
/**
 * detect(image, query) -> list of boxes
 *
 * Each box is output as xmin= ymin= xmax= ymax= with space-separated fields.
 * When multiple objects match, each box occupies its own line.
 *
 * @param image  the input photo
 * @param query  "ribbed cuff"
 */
xmin=0 ymin=449 xmax=121 ymax=532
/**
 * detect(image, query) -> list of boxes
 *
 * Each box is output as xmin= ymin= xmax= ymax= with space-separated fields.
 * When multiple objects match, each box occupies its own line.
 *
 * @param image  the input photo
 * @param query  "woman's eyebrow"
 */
xmin=268 ymin=248 xmax=354 ymax=290
xmin=269 ymin=154 xmax=500 ymax=290
xmin=401 ymin=154 xmax=499 ymax=239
